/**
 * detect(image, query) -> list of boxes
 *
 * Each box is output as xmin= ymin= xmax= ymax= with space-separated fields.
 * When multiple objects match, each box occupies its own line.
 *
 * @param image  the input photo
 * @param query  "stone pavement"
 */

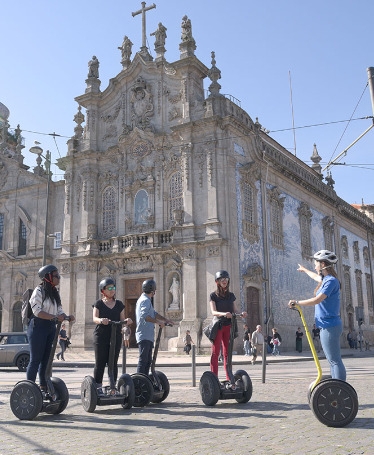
xmin=56 ymin=345 xmax=371 ymax=368
xmin=0 ymin=348 xmax=373 ymax=455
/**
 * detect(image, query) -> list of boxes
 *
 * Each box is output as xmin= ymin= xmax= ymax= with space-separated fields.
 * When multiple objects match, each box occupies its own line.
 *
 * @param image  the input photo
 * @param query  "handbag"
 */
xmin=203 ymin=317 xmax=222 ymax=343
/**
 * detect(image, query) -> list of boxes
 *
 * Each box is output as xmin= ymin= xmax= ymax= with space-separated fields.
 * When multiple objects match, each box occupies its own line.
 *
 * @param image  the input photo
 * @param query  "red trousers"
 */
xmin=210 ymin=324 xmax=231 ymax=380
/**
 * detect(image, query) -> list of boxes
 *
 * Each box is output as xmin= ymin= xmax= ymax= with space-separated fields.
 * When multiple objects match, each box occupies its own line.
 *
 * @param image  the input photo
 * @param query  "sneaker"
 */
xmin=97 ymin=387 xmax=105 ymax=396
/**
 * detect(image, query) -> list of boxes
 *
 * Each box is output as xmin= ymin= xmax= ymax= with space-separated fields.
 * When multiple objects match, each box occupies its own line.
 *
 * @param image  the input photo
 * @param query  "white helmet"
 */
xmin=313 ymin=250 xmax=338 ymax=264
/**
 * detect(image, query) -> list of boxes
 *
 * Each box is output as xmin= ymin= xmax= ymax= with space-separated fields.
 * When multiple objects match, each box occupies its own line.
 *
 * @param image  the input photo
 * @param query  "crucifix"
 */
xmin=132 ymin=2 xmax=156 ymax=52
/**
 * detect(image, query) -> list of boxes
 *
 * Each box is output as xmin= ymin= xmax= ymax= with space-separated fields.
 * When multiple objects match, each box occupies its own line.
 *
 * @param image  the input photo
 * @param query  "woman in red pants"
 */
xmin=209 ymin=270 xmax=247 ymax=379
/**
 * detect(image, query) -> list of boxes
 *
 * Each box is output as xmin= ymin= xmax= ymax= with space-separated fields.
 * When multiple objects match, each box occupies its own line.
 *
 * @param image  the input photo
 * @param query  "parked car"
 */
xmin=0 ymin=332 xmax=30 ymax=371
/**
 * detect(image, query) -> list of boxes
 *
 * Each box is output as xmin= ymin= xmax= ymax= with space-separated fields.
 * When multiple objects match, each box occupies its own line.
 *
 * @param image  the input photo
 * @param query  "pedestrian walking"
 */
xmin=295 ymin=327 xmax=303 ymax=352
xmin=56 ymin=322 xmax=67 ymax=360
xmin=183 ymin=330 xmax=194 ymax=354
xmin=243 ymin=324 xmax=251 ymax=356
xmin=312 ymin=323 xmax=321 ymax=353
xmin=271 ymin=327 xmax=282 ymax=355
xmin=251 ymin=325 xmax=264 ymax=365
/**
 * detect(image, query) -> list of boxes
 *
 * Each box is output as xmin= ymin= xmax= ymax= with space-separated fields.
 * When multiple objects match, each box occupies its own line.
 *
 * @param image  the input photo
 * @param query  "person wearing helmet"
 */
xmin=27 ymin=265 xmax=75 ymax=392
xmin=135 ymin=279 xmax=174 ymax=375
xmin=209 ymin=271 xmax=247 ymax=379
xmin=288 ymin=250 xmax=346 ymax=381
xmin=92 ymin=278 xmax=133 ymax=394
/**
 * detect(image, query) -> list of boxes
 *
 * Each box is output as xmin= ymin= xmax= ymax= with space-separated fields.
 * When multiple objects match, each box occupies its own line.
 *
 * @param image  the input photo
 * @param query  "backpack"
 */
xmin=22 ymin=286 xmax=45 ymax=326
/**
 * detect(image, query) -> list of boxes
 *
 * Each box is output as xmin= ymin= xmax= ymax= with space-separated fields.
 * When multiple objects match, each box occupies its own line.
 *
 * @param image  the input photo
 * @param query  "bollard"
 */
xmin=191 ymin=344 xmax=196 ymax=387
xmin=262 ymin=340 xmax=267 ymax=383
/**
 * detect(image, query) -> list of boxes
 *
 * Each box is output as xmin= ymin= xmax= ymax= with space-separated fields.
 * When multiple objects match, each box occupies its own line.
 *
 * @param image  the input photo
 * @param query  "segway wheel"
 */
xmin=199 ymin=371 xmax=221 ymax=406
xmin=45 ymin=377 xmax=69 ymax=414
xmin=310 ymin=379 xmax=358 ymax=427
xmin=234 ymin=369 xmax=253 ymax=404
xmin=131 ymin=373 xmax=154 ymax=407
xmin=117 ymin=374 xmax=135 ymax=409
xmin=10 ymin=380 xmax=43 ymax=420
xmin=81 ymin=376 xmax=98 ymax=413
xmin=150 ymin=371 xmax=170 ymax=403
xmin=307 ymin=375 xmax=331 ymax=404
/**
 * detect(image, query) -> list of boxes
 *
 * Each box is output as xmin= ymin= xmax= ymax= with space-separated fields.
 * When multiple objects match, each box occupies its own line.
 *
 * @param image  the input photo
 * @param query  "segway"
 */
xmin=131 ymin=323 xmax=172 ymax=407
xmin=199 ymin=313 xmax=253 ymax=406
xmin=291 ymin=303 xmax=358 ymax=427
xmin=10 ymin=318 xmax=71 ymax=420
xmin=81 ymin=321 xmax=135 ymax=413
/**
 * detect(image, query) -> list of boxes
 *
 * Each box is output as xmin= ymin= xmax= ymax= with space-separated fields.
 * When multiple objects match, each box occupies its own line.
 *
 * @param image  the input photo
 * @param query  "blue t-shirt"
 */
xmin=135 ymin=293 xmax=157 ymax=343
xmin=315 ymin=275 xmax=341 ymax=328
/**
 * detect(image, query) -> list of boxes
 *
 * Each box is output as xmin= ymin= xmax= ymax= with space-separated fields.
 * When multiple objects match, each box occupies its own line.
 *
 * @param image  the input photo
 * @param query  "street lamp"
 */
xmin=29 ymin=145 xmax=51 ymax=266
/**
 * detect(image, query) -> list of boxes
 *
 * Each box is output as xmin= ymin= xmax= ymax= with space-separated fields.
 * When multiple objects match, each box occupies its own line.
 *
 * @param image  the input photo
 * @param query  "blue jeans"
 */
xmin=244 ymin=340 xmax=251 ymax=356
xmin=320 ymin=323 xmax=346 ymax=381
xmin=27 ymin=318 xmax=56 ymax=387
xmin=137 ymin=340 xmax=154 ymax=375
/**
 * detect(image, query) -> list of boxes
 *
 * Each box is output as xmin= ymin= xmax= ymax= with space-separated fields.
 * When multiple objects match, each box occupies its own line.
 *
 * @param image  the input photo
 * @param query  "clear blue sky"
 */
xmin=1 ymin=0 xmax=373 ymax=204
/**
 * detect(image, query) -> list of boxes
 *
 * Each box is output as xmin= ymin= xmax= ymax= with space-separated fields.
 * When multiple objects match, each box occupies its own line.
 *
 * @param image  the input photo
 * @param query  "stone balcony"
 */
xmin=97 ymin=230 xmax=173 ymax=255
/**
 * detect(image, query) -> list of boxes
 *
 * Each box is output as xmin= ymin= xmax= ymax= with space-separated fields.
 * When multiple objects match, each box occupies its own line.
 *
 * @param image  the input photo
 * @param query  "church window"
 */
xmin=353 ymin=241 xmax=360 ymax=263
xmin=134 ymin=190 xmax=149 ymax=225
xmin=355 ymin=270 xmax=364 ymax=307
xmin=343 ymin=265 xmax=352 ymax=308
xmin=169 ymin=172 xmax=183 ymax=221
xmin=268 ymin=188 xmax=284 ymax=249
xmin=18 ymin=219 xmax=27 ymax=256
xmin=365 ymin=273 xmax=373 ymax=311
xmin=322 ymin=216 xmax=334 ymax=252
xmin=341 ymin=236 xmax=348 ymax=259
xmin=241 ymin=180 xmax=259 ymax=243
xmin=0 ymin=213 xmax=4 ymax=250
xmin=363 ymin=246 xmax=369 ymax=268
xmin=102 ymin=187 xmax=116 ymax=236
xmin=298 ymin=203 xmax=312 ymax=259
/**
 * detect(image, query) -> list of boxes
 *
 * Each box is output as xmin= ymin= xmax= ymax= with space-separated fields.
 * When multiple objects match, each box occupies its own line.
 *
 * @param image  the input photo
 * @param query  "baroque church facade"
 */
xmin=1 ymin=7 xmax=373 ymax=352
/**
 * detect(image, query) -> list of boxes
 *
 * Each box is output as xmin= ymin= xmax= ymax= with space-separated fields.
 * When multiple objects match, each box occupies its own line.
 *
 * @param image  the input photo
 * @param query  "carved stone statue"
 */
xmin=168 ymin=276 xmax=180 ymax=310
xmin=181 ymin=15 xmax=192 ymax=41
xmin=150 ymin=22 xmax=167 ymax=47
xmin=88 ymin=56 xmax=99 ymax=78
xmin=118 ymin=36 xmax=133 ymax=63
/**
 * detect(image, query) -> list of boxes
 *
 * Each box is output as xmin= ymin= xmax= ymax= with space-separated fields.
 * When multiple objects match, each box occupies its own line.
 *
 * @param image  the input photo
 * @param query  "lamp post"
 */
xmin=29 ymin=145 xmax=51 ymax=266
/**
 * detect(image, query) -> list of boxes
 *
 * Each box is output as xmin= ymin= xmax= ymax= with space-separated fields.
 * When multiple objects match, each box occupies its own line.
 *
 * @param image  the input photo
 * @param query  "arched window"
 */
xmin=102 ymin=187 xmax=116 ymax=236
xmin=343 ymin=265 xmax=352 ymax=308
xmin=365 ymin=273 xmax=373 ymax=311
xmin=322 ymin=216 xmax=334 ymax=252
xmin=298 ymin=203 xmax=312 ymax=259
xmin=134 ymin=190 xmax=149 ymax=225
xmin=355 ymin=270 xmax=364 ymax=307
xmin=268 ymin=188 xmax=284 ymax=249
xmin=169 ymin=172 xmax=183 ymax=221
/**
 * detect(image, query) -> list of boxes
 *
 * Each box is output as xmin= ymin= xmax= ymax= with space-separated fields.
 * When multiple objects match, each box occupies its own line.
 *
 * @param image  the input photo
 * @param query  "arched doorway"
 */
xmin=124 ymin=278 xmax=152 ymax=348
xmin=246 ymin=286 xmax=260 ymax=331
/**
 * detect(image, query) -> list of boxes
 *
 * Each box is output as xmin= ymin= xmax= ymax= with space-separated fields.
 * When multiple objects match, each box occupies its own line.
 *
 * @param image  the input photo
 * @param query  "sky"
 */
xmin=1 ymin=0 xmax=373 ymax=204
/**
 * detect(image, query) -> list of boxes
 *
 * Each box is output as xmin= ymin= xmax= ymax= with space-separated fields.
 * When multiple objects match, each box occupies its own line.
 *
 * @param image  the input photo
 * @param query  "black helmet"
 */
xmin=99 ymin=277 xmax=115 ymax=291
xmin=38 ymin=264 xmax=58 ymax=280
xmin=215 ymin=270 xmax=230 ymax=281
xmin=142 ymin=279 xmax=156 ymax=294
xmin=313 ymin=250 xmax=338 ymax=264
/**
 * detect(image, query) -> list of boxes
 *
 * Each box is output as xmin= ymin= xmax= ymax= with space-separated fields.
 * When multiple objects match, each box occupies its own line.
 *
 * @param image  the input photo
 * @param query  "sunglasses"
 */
xmin=106 ymin=286 xmax=116 ymax=291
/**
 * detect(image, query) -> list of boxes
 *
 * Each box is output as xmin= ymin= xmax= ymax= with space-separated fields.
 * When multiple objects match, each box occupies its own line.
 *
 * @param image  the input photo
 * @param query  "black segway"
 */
xmin=291 ymin=303 xmax=358 ymax=427
xmin=131 ymin=323 xmax=172 ymax=407
xmin=81 ymin=321 xmax=135 ymax=413
xmin=10 ymin=318 xmax=71 ymax=420
xmin=199 ymin=313 xmax=252 ymax=406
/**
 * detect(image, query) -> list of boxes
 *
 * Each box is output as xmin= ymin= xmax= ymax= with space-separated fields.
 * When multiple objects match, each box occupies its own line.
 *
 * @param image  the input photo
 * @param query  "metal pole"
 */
xmin=191 ymin=344 xmax=196 ymax=387
xmin=42 ymin=150 xmax=51 ymax=266
xmin=122 ymin=344 xmax=127 ymax=374
xmin=367 ymin=67 xmax=374 ymax=118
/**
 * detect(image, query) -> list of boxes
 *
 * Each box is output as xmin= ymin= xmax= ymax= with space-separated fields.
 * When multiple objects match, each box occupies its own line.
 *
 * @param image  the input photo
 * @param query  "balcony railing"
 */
xmin=98 ymin=230 xmax=173 ymax=254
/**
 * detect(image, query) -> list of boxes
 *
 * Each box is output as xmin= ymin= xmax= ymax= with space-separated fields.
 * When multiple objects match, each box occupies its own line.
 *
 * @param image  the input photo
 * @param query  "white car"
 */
xmin=0 ymin=332 xmax=30 ymax=371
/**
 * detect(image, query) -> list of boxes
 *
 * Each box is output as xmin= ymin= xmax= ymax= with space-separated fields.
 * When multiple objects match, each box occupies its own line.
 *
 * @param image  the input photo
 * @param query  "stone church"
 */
xmin=1 ymin=5 xmax=373 ymax=352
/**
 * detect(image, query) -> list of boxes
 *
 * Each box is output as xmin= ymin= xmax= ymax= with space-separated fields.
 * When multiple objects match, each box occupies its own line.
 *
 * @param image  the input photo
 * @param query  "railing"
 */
xmin=98 ymin=230 xmax=173 ymax=254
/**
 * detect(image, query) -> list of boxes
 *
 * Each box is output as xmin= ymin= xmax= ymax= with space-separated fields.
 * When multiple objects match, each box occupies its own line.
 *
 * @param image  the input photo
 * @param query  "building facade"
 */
xmin=1 ymin=10 xmax=373 ymax=352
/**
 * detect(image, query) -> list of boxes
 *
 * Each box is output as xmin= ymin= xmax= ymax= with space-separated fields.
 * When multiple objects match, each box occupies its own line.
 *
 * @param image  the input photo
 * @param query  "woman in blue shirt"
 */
xmin=289 ymin=250 xmax=346 ymax=381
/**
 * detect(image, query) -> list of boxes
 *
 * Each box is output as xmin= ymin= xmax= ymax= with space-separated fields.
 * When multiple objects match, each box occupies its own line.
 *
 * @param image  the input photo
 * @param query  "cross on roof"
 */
xmin=132 ymin=2 xmax=156 ymax=51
